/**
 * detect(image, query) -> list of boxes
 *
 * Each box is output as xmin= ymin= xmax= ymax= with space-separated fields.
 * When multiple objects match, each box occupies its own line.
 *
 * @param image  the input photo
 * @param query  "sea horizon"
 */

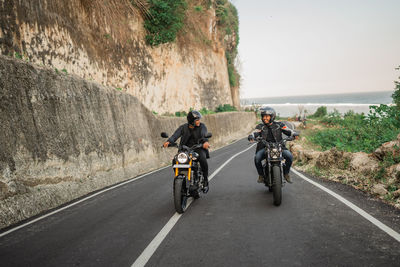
xmin=240 ymin=90 xmax=394 ymax=117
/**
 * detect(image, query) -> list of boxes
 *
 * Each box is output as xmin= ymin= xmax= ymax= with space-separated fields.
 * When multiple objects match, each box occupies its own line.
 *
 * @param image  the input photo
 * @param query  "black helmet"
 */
xmin=187 ymin=110 xmax=202 ymax=126
xmin=260 ymin=106 xmax=276 ymax=123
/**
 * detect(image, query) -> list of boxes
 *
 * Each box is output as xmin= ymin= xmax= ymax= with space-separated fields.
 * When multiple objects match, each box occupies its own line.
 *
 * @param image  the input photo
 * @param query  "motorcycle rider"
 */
xmin=163 ymin=110 xmax=211 ymax=192
xmin=249 ymin=107 xmax=298 ymax=184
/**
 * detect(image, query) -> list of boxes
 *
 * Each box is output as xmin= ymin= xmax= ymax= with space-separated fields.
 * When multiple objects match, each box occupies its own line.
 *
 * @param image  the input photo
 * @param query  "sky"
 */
xmin=232 ymin=0 xmax=400 ymax=98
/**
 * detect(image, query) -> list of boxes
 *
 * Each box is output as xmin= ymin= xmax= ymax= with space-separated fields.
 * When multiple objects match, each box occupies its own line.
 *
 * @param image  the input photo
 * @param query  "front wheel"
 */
xmin=272 ymin=165 xmax=282 ymax=206
xmin=174 ymin=177 xmax=187 ymax=213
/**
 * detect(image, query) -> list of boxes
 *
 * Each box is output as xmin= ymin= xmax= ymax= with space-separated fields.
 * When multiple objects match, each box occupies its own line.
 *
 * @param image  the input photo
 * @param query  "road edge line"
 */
xmin=292 ymin=169 xmax=400 ymax=243
xmin=0 ymin=136 xmax=250 ymax=238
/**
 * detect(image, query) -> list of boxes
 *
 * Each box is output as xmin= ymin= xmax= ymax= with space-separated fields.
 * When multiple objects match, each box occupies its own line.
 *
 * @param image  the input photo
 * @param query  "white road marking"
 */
xmin=0 ymin=166 xmax=170 ymax=238
xmin=131 ymin=144 xmax=256 ymax=267
xmin=0 ymin=136 xmax=250 ymax=238
xmin=292 ymin=169 xmax=400 ymax=243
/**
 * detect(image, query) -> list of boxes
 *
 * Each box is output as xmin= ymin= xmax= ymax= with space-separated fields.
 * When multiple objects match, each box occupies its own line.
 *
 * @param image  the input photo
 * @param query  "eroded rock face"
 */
xmin=0 ymin=0 xmax=238 ymax=113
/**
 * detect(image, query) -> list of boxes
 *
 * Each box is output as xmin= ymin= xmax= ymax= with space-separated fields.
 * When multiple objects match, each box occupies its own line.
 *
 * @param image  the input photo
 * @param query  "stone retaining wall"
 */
xmin=0 ymin=56 xmax=256 ymax=229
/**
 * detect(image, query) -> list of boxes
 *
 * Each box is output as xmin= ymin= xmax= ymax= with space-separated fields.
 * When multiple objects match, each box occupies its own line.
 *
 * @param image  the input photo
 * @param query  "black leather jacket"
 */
xmin=167 ymin=123 xmax=210 ymax=158
xmin=250 ymin=121 xmax=296 ymax=152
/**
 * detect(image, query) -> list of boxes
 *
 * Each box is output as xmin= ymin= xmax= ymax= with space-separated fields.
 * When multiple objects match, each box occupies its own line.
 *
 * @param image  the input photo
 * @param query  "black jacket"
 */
xmin=251 ymin=121 xmax=295 ymax=152
xmin=168 ymin=123 xmax=210 ymax=158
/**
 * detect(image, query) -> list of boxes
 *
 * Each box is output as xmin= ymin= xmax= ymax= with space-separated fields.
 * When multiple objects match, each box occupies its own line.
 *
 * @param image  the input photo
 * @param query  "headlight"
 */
xmin=177 ymin=152 xmax=189 ymax=163
xmin=271 ymin=148 xmax=279 ymax=159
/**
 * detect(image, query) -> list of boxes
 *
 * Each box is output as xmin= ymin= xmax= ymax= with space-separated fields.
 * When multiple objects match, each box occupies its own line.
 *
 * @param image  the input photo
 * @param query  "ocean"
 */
xmin=241 ymin=91 xmax=394 ymax=118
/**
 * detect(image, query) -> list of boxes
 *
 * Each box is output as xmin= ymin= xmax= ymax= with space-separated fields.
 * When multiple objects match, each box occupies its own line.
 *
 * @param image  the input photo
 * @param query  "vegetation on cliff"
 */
xmin=143 ymin=0 xmax=187 ymax=46
xmin=138 ymin=0 xmax=240 ymax=88
xmin=214 ymin=0 xmax=240 ymax=87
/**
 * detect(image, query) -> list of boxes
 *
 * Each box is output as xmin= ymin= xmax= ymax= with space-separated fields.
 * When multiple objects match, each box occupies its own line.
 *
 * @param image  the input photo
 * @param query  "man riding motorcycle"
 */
xmin=163 ymin=110 xmax=211 ymax=192
xmin=249 ymin=107 xmax=298 ymax=184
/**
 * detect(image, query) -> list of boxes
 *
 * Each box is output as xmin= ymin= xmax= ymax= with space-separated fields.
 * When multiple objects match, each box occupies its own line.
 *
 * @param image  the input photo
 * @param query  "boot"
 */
xmin=284 ymin=173 xmax=293 ymax=183
xmin=257 ymin=175 xmax=264 ymax=183
xmin=202 ymin=177 xmax=209 ymax=193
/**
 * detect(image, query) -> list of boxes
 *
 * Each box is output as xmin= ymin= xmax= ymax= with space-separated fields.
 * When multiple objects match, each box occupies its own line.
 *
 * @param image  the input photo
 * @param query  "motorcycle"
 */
xmin=255 ymin=136 xmax=294 ymax=206
xmin=161 ymin=132 xmax=212 ymax=214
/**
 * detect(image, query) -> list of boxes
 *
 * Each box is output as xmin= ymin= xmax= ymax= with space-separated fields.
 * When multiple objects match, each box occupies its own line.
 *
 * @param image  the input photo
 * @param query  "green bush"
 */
xmin=308 ymin=104 xmax=400 ymax=153
xmin=215 ymin=104 xmax=237 ymax=113
xmin=200 ymin=107 xmax=215 ymax=115
xmin=392 ymin=66 xmax=400 ymax=110
xmin=215 ymin=0 xmax=239 ymax=88
xmin=194 ymin=5 xmax=203 ymax=12
xmin=175 ymin=111 xmax=187 ymax=117
xmin=310 ymin=106 xmax=327 ymax=118
xmin=144 ymin=0 xmax=187 ymax=46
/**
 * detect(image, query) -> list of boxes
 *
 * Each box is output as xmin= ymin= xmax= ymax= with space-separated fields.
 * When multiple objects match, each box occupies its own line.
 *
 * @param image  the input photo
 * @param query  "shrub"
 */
xmin=215 ymin=0 xmax=240 ymax=88
xmin=310 ymin=106 xmax=327 ymax=118
xmin=392 ymin=66 xmax=400 ymax=109
xmin=200 ymin=107 xmax=215 ymax=115
xmin=175 ymin=111 xmax=187 ymax=117
xmin=215 ymin=104 xmax=237 ymax=112
xmin=144 ymin=0 xmax=187 ymax=46
xmin=308 ymin=104 xmax=400 ymax=153
xmin=194 ymin=5 xmax=203 ymax=12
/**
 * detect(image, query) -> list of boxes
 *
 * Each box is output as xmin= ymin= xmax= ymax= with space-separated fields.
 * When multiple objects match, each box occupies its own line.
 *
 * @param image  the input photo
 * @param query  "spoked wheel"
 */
xmin=174 ymin=178 xmax=187 ymax=213
xmin=272 ymin=165 xmax=282 ymax=206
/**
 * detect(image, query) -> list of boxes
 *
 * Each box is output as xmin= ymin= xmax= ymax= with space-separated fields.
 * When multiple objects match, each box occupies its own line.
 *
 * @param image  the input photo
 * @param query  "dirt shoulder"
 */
xmin=288 ymin=120 xmax=400 ymax=209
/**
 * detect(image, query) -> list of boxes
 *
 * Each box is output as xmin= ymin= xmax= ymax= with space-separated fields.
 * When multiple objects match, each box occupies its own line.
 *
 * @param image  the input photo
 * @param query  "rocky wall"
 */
xmin=0 ymin=56 xmax=255 ymax=229
xmin=0 ymin=0 xmax=238 ymax=113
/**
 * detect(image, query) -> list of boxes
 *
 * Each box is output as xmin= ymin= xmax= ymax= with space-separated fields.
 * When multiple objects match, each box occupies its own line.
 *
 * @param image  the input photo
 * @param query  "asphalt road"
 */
xmin=1 ymin=138 xmax=400 ymax=266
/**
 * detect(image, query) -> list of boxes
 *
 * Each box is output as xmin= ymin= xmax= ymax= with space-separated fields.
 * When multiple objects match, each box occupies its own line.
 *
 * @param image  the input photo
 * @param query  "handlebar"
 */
xmin=162 ymin=142 xmax=203 ymax=150
xmin=251 ymin=136 xmax=294 ymax=145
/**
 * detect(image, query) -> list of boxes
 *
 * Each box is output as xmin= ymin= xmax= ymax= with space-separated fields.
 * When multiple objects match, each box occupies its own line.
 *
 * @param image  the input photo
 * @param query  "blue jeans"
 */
xmin=254 ymin=149 xmax=293 ymax=176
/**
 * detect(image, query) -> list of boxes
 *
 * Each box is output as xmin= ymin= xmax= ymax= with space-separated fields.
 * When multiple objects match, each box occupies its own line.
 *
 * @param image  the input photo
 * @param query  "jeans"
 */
xmin=195 ymin=148 xmax=208 ymax=179
xmin=254 ymin=149 xmax=293 ymax=176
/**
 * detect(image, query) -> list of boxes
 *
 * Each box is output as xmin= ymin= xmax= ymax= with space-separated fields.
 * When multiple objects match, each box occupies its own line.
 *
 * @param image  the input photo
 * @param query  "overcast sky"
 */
xmin=232 ymin=0 xmax=400 ymax=98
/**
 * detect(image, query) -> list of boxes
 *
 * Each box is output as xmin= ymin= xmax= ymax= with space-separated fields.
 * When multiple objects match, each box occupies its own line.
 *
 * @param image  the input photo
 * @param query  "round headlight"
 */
xmin=177 ymin=152 xmax=188 ymax=163
xmin=271 ymin=148 xmax=279 ymax=159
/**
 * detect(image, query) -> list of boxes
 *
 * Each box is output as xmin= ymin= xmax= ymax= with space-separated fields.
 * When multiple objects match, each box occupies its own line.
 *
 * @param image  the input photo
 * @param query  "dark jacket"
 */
xmin=252 ymin=121 xmax=295 ymax=152
xmin=168 ymin=123 xmax=210 ymax=158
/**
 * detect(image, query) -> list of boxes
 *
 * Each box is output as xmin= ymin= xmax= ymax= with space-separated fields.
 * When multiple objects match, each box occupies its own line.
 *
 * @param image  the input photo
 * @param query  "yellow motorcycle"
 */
xmin=161 ymin=132 xmax=212 ymax=213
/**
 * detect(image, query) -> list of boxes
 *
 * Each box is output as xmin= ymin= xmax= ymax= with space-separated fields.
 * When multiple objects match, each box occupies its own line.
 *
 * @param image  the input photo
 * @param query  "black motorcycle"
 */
xmin=256 ymin=136 xmax=293 ymax=206
xmin=161 ymin=132 xmax=212 ymax=214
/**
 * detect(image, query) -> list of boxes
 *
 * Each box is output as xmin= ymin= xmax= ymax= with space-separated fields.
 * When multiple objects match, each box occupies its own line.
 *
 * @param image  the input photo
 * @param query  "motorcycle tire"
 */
xmin=272 ymin=165 xmax=282 ymax=206
xmin=174 ymin=178 xmax=187 ymax=214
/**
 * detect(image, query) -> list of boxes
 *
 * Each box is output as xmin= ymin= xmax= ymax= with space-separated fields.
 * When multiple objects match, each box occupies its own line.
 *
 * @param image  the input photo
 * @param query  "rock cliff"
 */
xmin=0 ymin=55 xmax=255 ymax=229
xmin=0 ymin=0 xmax=239 ymax=113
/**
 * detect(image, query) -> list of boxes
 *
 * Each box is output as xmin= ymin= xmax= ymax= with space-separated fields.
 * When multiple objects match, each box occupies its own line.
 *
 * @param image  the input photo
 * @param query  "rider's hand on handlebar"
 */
xmin=163 ymin=141 xmax=170 ymax=148
xmin=203 ymin=141 xmax=210 ymax=149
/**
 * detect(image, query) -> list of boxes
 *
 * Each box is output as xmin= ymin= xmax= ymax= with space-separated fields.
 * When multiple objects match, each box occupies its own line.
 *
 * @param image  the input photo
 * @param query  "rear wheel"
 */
xmin=174 ymin=178 xmax=187 ymax=213
xmin=272 ymin=165 xmax=282 ymax=206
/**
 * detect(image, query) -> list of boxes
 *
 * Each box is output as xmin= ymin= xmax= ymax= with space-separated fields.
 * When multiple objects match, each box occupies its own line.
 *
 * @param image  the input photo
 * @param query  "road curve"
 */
xmin=0 ymin=138 xmax=399 ymax=266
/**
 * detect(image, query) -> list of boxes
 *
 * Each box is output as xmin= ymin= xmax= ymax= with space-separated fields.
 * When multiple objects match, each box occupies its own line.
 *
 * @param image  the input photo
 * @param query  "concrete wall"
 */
xmin=0 ymin=56 xmax=256 ymax=229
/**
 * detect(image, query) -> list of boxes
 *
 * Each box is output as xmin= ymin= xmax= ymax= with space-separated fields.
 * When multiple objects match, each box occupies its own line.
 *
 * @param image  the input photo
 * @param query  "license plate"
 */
xmin=173 ymin=164 xmax=191 ymax=168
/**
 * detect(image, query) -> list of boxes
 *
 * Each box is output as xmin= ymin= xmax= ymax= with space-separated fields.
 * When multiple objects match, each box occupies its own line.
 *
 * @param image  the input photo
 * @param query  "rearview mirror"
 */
xmin=161 ymin=132 xmax=169 ymax=138
xmin=205 ymin=132 xmax=212 ymax=138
